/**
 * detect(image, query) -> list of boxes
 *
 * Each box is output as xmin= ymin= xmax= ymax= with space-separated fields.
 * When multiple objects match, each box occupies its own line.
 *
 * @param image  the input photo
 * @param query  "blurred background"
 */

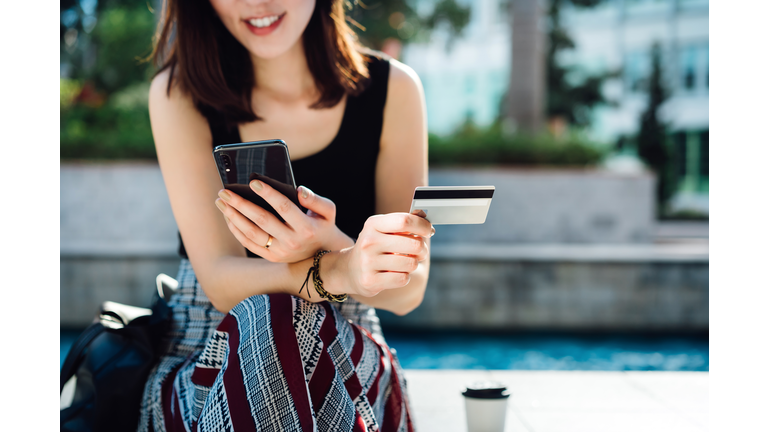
xmin=60 ymin=0 xmax=708 ymax=372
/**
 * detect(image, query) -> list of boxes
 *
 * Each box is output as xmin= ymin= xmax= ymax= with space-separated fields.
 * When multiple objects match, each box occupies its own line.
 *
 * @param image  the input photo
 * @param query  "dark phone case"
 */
xmin=213 ymin=140 xmax=304 ymax=222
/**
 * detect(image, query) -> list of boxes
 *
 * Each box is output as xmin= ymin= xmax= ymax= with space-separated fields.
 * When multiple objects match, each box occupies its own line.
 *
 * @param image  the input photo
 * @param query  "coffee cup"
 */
xmin=462 ymin=381 xmax=510 ymax=432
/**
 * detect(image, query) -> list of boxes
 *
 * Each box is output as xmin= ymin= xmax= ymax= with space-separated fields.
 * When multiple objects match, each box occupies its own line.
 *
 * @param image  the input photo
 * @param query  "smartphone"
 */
xmin=213 ymin=140 xmax=303 ymax=222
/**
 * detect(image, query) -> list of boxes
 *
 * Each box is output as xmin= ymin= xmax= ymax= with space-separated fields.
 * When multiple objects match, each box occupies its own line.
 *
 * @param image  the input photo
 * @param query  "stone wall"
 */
xmin=378 ymin=247 xmax=709 ymax=332
xmin=427 ymin=168 xmax=656 ymax=244
xmin=61 ymin=162 xmax=178 ymax=256
xmin=61 ymin=162 xmax=181 ymax=326
xmin=60 ymin=256 xmax=180 ymax=326
xmin=61 ymin=162 xmax=707 ymax=330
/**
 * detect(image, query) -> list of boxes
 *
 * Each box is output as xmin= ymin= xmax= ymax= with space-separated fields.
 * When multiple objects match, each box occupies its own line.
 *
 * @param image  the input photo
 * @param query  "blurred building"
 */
xmin=402 ymin=0 xmax=709 ymax=213
xmin=404 ymin=0 xmax=511 ymax=134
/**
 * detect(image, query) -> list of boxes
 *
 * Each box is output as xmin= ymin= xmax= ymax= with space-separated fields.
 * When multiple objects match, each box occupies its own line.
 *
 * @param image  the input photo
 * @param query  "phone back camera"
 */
xmin=221 ymin=154 xmax=231 ymax=168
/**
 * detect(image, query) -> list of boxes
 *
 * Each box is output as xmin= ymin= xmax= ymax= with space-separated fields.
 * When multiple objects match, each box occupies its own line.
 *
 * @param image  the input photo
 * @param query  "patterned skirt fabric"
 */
xmin=137 ymin=259 xmax=414 ymax=432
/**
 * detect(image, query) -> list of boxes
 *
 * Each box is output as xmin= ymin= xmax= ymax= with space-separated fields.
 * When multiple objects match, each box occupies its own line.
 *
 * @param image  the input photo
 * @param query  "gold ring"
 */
xmin=264 ymin=235 xmax=273 ymax=250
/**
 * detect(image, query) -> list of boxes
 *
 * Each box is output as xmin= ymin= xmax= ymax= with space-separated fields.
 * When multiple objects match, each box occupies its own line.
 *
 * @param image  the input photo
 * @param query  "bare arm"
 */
xmin=345 ymin=59 xmax=431 ymax=315
xmin=149 ymin=71 xmax=321 ymax=312
xmin=151 ymin=60 xmax=431 ymax=316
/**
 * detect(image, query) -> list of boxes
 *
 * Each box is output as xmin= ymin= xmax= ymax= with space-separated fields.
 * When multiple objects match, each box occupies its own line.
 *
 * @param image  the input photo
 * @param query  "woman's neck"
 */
xmin=250 ymin=41 xmax=317 ymax=104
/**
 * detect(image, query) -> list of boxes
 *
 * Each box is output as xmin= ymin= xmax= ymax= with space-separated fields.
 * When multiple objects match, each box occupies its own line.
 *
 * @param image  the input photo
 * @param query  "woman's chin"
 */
xmin=246 ymin=40 xmax=302 ymax=62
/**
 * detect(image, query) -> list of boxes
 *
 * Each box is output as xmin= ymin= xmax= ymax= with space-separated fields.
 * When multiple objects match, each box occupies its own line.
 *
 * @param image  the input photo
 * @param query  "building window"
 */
xmin=624 ymin=51 xmax=649 ymax=93
xmin=699 ymin=130 xmax=708 ymax=178
xmin=703 ymin=46 xmax=709 ymax=89
xmin=679 ymin=44 xmax=708 ymax=92
xmin=674 ymin=132 xmax=687 ymax=178
xmin=681 ymin=46 xmax=697 ymax=91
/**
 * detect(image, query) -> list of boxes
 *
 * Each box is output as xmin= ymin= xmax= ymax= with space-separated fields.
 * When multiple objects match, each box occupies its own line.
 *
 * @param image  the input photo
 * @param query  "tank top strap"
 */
xmin=207 ymin=109 xmax=241 ymax=146
xmin=179 ymin=51 xmax=392 ymax=259
xmin=336 ymin=53 xmax=391 ymax=152
xmin=356 ymin=52 xmax=391 ymax=118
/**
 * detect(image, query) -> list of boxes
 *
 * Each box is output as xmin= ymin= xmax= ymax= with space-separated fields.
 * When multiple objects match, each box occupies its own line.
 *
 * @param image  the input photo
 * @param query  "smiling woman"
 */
xmin=244 ymin=13 xmax=285 ymax=33
xmin=210 ymin=0 xmax=313 ymax=57
xmin=137 ymin=0 xmax=429 ymax=430
xmin=150 ymin=0 xmax=370 ymax=124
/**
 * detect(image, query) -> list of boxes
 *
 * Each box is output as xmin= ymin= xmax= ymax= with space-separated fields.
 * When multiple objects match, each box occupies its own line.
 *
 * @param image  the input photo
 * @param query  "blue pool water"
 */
xmin=60 ymin=328 xmax=708 ymax=371
xmin=383 ymin=330 xmax=708 ymax=371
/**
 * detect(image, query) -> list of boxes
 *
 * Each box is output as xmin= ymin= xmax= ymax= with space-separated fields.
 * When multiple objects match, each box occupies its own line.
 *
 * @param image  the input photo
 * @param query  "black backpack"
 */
xmin=60 ymin=274 xmax=177 ymax=432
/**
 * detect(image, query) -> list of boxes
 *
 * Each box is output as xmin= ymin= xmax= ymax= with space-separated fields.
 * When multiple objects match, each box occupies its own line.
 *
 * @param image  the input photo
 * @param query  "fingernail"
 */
xmin=430 ymin=226 xmax=436 ymax=237
xmin=215 ymin=199 xmax=227 ymax=212
xmin=250 ymin=180 xmax=263 ymax=192
xmin=218 ymin=190 xmax=231 ymax=202
xmin=300 ymin=186 xmax=310 ymax=199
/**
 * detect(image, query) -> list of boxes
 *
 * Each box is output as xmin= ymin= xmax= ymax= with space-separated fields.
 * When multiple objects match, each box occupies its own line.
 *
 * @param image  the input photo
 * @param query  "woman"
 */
xmin=138 ymin=0 xmax=431 ymax=430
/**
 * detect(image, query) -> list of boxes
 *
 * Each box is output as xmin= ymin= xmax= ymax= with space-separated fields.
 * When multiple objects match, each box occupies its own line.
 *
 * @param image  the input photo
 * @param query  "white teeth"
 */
xmin=249 ymin=15 xmax=279 ymax=28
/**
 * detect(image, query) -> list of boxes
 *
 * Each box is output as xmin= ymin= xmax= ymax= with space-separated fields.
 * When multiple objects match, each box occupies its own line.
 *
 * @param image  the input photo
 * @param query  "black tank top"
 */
xmin=178 ymin=53 xmax=391 ymax=259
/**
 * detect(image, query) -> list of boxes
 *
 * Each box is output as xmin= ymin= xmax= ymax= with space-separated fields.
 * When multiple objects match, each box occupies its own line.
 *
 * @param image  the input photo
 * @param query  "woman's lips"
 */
xmin=244 ymin=13 xmax=286 ymax=36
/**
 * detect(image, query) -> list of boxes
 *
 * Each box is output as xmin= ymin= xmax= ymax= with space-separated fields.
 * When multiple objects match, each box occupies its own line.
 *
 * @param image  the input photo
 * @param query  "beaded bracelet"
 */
xmin=299 ymin=250 xmax=348 ymax=303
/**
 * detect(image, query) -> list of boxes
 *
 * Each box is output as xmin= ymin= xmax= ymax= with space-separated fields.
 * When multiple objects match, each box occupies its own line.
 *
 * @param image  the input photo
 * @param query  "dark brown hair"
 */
xmin=150 ymin=0 xmax=370 ymax=124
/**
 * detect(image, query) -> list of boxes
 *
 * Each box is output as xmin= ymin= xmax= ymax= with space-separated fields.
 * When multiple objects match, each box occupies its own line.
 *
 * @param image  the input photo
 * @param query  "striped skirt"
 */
xmin=137 ymin=259 xmax=414 ymax=432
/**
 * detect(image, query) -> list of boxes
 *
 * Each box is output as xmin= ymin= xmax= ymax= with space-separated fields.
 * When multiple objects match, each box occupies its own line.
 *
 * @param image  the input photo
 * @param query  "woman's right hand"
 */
xmin=216 ymin=181 xmax=354 ymax=264
xmin=327 ymin=212 xmax=434 ymax=297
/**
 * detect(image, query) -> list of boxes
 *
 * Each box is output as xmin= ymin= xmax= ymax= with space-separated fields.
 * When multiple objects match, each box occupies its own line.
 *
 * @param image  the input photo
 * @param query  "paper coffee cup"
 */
xmin=462 ymin=381 xmax=510 ymax=432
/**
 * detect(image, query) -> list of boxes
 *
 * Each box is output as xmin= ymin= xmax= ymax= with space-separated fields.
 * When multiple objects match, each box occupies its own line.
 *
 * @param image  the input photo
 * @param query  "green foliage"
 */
xmin=60 ymin=78 xmax=82 ymax=108
xmin=662 ymin=209 xmax=709 ymax=221
xmin=59 ymin=0 xmax=472 ymax=161
xmin=61 ymin=80 xmax=156 ymax=160
xmin=61 ymin=0 xmax=156 ymax=91
xmin=348 ymin=0 xmax=471 ymax=50
xmin=546 ymin=0 xmax=618 ymax=127
xmin=422 ymin=0 xmax=473 ymax=40
xmin=89 ymin=5 xmax=156 ymax=93
xmin=60 ymin=0 xmax=158 ymax=161
xmin=429 ymin=121 xmax=607 ymax=167
xmin=636 ymin=43 xmax=677 ymax=214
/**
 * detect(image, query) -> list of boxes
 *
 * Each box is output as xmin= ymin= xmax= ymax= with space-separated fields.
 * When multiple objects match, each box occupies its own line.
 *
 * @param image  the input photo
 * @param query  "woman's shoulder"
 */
xmin=147 ymin=67 xmax=212 ymax=150
xmin=149 ymin=67 xmax=193 ymax=111
xmin=149 ymin=68 xmax=209 ymax=125
xmin=387 ymin=58 xmax=422 ymax=97
xmin=357 ymin=48 xmax=423 ymax=104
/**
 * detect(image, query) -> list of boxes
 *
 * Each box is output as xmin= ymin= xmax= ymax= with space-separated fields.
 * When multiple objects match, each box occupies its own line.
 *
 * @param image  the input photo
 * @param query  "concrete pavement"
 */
xmin=403 ymin=369 xmax=708 ymax=432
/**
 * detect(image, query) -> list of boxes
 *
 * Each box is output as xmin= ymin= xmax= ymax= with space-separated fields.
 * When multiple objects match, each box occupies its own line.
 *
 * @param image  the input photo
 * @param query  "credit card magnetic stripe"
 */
xmin=413 ymin=189 xmax=495 ymax=200
xmin=411 ymin=199 xmax=491 ymax=208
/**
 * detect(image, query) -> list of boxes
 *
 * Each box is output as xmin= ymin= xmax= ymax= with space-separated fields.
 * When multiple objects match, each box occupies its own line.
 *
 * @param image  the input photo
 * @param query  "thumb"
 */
xmin=297 ymin=186 xmax=336 ymax=219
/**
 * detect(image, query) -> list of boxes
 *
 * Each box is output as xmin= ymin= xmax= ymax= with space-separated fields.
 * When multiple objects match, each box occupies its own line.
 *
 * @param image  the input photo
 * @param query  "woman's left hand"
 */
xmin=215 ymin=180 xmax=353 ymax=263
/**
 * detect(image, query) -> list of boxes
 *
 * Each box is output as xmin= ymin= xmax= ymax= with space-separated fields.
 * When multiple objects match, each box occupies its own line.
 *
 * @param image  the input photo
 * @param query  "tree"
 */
xmin=636 ymin=42 xmax=675 ymax=214
xmin=348 ymin=0 xmax=471 ymax=53
xmin=507 ymin=0 xmax=547 ymax=132
xmin=545 ymin=0 xmax=617 ymax=129
xmin=61 ymin=0 xmax=156 ymax=94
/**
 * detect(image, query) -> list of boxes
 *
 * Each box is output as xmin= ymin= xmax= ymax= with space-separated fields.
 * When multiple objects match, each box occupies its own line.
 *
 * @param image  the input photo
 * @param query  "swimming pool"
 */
xmin=60 ymin=328 xmax=708 ymax=371
xmin=382 ymin=330 xmax=708 ymax=371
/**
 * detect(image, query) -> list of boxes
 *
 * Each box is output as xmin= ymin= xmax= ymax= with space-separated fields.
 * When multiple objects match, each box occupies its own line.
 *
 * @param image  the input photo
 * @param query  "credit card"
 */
xmin=409 ymin=186 xmax=495 ymax=225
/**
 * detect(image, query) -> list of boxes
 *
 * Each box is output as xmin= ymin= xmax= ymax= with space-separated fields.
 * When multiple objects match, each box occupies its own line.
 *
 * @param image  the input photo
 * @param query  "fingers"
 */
xmin=366 ymin=213 xmax=433 ymax=238
xmin=351 ymin=213 xmax=434 ymax=297
xmin=250 ymin=180 xmax=305 ymax=227
xmin=217 ymin=202 xmax=273 ymax=258
xmin=374 ymin=253 xmax=420 ymax=273
xmin=356 ymin=271 xmax=411 ymax=296
xmin=363 ymin=232 xmax=428 ymax=261
xmin=217 ymin=189 xmax=292 ymax=239
xmin=297 ymin=186 xmax=336 ymax=220
xmin=217 ymin=199 xmax=269 ymax=245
